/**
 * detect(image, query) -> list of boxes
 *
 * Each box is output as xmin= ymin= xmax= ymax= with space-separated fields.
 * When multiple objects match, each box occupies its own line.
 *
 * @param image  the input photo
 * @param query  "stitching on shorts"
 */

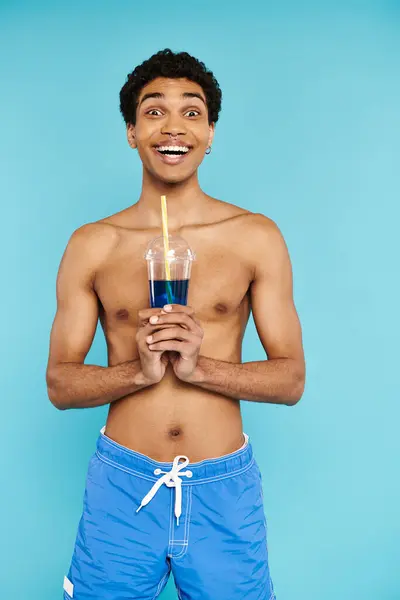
xmin=168 ymin=486 xmax=186 ymax=556
xmin=172 ymin=542 xmax=188 ymax=560
xmin=151 ymin=568 xmax=170 ymax=600
xmin=96 ymin=451 xmax=159 ymax=482
xmin=96 ymin=450 xmax=254 ymax=487
xmin=169 ymin=485 xmax=191 ymax=558
xmin=259 ymin=483 xmax=270 ymax=554
xmin=169 ymin=542 xmax=188 ymax=545
xmin=97 ymin=451 xmax=255 ymax=485
xmin=172 ymin=486 xmax=192 ymax=560
xmin=269 ymin=575 xmax=276 ymax=600
xmin=168 ymin=486 xmax=174 ymax=555
xmin=183 ymin=486 xmax=190 ymax=543
xmin=182 ymin=485 xmax=191 ymax=550
xmin=183 ymin=459 xmax=255 ymax=484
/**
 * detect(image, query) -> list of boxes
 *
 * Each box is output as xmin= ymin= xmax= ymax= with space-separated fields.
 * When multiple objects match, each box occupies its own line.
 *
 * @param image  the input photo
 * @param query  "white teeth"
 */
xmin=156 ymin=145 xmax=190 ymax=153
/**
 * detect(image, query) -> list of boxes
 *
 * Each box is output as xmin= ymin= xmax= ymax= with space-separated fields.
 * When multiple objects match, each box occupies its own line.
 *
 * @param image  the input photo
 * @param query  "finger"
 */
xmin=137 ymin=308 xmax=168 ymax=326
xmin=162 ymin=304 xmax=195 ymax=315
xmin=148 ymin=340 xmax=192 ymax=355
xmin=149 ymin=312 xmax=201 ymax=334
xmin=147 ymin=327 xmax=195 ymax=344
xmin=138 ymin=323 xmax=172 ymax=345
xmin=138 ymin=308 xmax=160 ymax=320
xmin=136 ymin=323 xmax=167 ymax=350
xmin=161 ymin=305 xmax=200 ymax=328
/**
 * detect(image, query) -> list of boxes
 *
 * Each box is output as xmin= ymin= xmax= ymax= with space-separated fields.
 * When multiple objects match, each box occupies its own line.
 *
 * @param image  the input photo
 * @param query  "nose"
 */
xmin=161 ymin=113 xmax=187 ymax=137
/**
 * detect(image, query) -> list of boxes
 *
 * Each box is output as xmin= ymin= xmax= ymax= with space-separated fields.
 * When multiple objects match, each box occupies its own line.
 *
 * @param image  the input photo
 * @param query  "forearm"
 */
xmin=47 ymin=359 xmax=154 ymax=410
xmin=187 ymin=356 xmax=305 ymax=405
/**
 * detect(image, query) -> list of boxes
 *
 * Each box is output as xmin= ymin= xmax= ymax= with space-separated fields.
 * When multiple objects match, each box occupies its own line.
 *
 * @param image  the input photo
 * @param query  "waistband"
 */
xmin=96 ymin=426 xmax=254 ymax=485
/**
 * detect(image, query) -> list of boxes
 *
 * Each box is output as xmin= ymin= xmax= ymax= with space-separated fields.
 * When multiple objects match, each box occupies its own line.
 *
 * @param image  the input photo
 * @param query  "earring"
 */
xmin=205 ymin=146 xmax=212 ymax=155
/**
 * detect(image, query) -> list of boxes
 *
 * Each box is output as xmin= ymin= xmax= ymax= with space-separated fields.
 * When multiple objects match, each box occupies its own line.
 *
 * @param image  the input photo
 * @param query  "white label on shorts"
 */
xmin=63 ymin=576 xmax=74 ymax=597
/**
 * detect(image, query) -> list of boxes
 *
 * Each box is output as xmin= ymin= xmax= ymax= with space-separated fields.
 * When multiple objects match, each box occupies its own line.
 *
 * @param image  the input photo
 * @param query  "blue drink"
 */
xmin=145 ymin=234 xmax=196 ymax=308
xmin=149 ymin=278 xmax=189 ymax=308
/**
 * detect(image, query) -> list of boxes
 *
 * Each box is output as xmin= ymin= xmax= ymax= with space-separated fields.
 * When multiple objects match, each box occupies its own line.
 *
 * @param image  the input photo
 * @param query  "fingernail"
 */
xmin=146 ymin=335 xmax=153 ymax=342
xmin=150 ymin=316 xmax=158 ymax=323
xmin=163 ymin=305 xmax=172 ymax=311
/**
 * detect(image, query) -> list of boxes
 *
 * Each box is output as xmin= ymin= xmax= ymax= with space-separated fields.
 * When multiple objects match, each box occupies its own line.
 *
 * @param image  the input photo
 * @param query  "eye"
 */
xmin=185 ymin=110 xmax=200 ymax=117
xmin=146 ymin=109 xmax=163 ymax=116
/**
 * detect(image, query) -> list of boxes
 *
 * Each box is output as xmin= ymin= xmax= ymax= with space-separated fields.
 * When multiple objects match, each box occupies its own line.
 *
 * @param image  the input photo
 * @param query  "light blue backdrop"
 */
xmin=1 ymin=1 xmax=399 ymax=599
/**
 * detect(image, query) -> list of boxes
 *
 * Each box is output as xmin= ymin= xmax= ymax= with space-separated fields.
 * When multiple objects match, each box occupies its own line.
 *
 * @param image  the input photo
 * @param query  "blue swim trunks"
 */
xmin=63 ymin=426 xmax=276 ymax=600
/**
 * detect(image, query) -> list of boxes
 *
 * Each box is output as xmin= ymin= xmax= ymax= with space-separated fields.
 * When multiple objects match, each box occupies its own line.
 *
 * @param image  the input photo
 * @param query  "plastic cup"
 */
xmin=144 ymin=234 xmax=196 ymax=308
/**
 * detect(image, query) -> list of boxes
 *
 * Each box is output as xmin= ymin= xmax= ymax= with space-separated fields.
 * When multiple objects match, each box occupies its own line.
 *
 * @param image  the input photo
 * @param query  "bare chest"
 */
xmin=94 ymin=226 xmax=254 ymax=360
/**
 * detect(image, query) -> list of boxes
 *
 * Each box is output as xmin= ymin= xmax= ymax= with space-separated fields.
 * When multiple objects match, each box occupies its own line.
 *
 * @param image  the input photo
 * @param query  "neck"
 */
xmin=134 ymin=169 xmax=209 ymax=230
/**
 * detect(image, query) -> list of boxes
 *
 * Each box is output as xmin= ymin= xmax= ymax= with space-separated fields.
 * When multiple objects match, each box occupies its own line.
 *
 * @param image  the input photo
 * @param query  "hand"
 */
xmin=136 ymin=307 xmax=173 ymax=384
xmin=145 ymin=304 xmax=204 ymax=382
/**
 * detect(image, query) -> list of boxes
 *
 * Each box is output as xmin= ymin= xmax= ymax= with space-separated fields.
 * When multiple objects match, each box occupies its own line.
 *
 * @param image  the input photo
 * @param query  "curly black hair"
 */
xmin=119 ymin=48 xmax=222 ymax=126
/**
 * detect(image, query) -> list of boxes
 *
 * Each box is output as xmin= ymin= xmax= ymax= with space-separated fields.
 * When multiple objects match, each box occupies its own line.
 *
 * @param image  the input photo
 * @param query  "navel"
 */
xmin=168 ymin=427 xmax=183 ymax=439
xmin=115 ymin=308 xmax=129 ymax=320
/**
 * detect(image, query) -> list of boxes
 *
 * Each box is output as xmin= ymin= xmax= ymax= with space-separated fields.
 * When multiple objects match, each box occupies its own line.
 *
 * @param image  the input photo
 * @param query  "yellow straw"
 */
xmin=160 ymin=195 xmax=171 ymax=281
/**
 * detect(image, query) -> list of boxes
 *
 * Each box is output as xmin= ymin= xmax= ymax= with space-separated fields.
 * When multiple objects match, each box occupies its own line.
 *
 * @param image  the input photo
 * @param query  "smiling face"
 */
xmin=127 ymin=77 xmax=215 ymax=184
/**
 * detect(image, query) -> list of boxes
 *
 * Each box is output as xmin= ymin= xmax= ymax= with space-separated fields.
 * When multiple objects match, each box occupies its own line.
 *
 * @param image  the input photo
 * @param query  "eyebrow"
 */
xmin=138 ymin=91 xmax=206 ymax=107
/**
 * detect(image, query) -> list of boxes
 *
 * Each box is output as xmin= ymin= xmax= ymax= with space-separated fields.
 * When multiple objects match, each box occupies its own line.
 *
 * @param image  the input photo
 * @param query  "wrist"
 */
xmin=182 ymin=364 xmax=206 ymax=385
xmin=134 ymin=369 xmax=160 ymax=387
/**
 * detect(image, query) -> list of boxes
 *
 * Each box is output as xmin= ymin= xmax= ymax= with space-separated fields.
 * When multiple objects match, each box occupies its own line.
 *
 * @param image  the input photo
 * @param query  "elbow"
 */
xmin=285 ymin=389 xmax=303 ymax=407
xmin=53 ymin=401 xmax=68 ymax=411
xmin=47 ymin=386 xmax=67 ymax=410
xmin=46 ymin=371 xmax=68 ymax=410
xmin=285 ymin=370 xmax=305 ymax=406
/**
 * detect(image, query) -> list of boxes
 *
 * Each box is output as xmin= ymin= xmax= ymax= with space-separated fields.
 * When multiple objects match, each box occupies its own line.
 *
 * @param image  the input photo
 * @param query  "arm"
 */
xmin=46 ymin=224 xmax=154 ymax=410
xmin=187 ymin=217 xmax=306 ymax=406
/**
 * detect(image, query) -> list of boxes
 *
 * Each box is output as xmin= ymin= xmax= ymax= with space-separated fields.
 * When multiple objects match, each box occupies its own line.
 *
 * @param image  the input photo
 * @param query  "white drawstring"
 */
xmin=136 ymin=455 xmax=193 ymax=526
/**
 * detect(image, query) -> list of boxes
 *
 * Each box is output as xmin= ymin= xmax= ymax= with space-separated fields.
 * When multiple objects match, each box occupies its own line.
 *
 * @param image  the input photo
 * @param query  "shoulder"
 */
xmin=239 ymin=211 xmax=281 ymax=233
xmin=235 ymin=213 xmax=290 ymax=281
xmin=236 ymin=212 xmax=287 ymax=251
xmin=69 ymin=221 xmax=119 ymax=251
xmin=206 ymin=199 xmax=286 ymax=254
xmin=210 ymin=199 xmax=283 ymax=239
xmin=65 ymin=222 xmax=119 ymax=284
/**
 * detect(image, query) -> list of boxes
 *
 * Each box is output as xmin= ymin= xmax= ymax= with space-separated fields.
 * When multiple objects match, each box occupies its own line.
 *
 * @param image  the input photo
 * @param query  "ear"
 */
xmin=126 ymin=123 xmax=137 ymax=149
xmin=207 ymin=122 xmax=215 ymax=148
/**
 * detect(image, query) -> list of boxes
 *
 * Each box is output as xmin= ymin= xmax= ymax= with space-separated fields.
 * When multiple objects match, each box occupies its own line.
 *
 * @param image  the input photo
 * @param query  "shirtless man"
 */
xmin=46 ymin=49 xmax=305 ymax=600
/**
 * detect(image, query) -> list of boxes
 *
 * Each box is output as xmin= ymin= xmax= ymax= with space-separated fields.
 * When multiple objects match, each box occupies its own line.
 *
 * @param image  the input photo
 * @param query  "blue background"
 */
xmin=1 ymin=1 xmax=399 ymax=598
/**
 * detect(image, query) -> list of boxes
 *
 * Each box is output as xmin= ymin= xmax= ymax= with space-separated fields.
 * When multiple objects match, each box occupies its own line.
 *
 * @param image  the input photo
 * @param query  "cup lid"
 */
xmin=144 ymin=234 xmax=196 ymax=262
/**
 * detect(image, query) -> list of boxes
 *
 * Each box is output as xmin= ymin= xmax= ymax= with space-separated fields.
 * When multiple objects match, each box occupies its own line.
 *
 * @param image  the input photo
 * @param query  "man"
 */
xmin=47 ymin=48 xmax=305 ymax=600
